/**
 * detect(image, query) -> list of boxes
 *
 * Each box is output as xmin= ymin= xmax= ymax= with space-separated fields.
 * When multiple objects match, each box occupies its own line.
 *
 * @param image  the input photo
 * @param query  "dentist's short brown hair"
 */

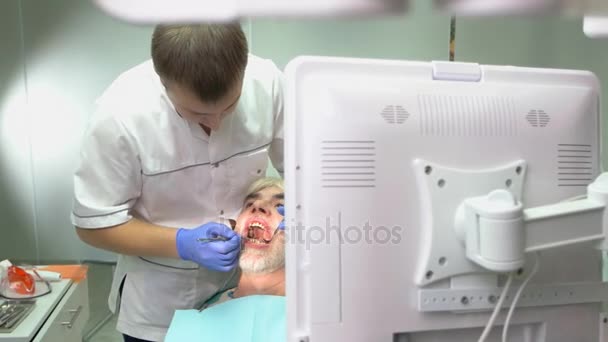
xmin=151 ymin=23 xmax=248 ymax=103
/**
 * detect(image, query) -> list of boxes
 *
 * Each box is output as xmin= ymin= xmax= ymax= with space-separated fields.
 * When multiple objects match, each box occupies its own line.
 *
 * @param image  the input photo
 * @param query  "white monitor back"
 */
xmin=284 ymin=57 xmax=602 ymax=342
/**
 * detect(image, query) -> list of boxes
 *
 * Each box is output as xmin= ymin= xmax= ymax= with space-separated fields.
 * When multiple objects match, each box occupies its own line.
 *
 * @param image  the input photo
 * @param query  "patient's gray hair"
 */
xmin=245 ymin=177 xmax=284 ymax=200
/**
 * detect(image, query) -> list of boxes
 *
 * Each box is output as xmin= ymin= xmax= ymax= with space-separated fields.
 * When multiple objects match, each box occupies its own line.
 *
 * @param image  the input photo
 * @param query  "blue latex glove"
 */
xmin=277 ymin=205 xmax=285 ymax=230
xmin=176 ymin=222 xmax=241 ymax=272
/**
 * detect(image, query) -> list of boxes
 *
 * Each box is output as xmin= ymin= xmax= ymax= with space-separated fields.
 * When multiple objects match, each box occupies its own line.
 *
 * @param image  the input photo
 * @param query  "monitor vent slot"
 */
xmin=321 ymin=140 xmax=376 ymax=188
xmin=381 ymin=105 xmax=410 ymax=124
xmin=526 ymin=109 xmax=551 ymax=127
xmin=557 ymin=143 xmax=593 ymax=187
xmin=418 ymin=95 xmax=516 ymax=136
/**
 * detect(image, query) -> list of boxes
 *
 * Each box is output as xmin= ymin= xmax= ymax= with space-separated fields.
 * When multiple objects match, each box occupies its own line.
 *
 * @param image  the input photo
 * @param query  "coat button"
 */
xmin=220 ymin=210 xmax=224 ymax=215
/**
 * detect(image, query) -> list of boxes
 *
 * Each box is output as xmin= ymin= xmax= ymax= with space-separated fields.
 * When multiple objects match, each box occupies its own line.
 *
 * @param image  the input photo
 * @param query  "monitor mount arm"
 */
xmin=414 ymin=159 xmax=608 ymax=286
xmin=456 ymin=172 xmax=608 ymax=273
xmin=414 ymin=159 xmax=608 ymax=314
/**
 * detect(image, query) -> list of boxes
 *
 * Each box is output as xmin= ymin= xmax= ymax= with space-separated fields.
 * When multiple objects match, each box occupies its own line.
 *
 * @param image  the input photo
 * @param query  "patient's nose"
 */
xmin=250 ymin=201 xmax=270 ymax=215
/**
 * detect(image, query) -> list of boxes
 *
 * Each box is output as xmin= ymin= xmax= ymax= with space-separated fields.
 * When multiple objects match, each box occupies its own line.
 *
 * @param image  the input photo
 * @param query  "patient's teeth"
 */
xmin=244 ymin=221 xmax=271 ymax=245
xmin=249 ymin=222 xmax=266 ymax=230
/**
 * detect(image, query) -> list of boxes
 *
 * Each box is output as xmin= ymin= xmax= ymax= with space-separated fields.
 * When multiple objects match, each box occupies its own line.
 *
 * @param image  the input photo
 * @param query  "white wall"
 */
xmin=0 ymin=0 xmax=155 ymax=262
xmin=0 ymin=0 xmax=607 ymax=262
xmin=20 ymin=0 xmax=156 ymax=262
xmin=0 ymin=0 xmax=37 ymax=261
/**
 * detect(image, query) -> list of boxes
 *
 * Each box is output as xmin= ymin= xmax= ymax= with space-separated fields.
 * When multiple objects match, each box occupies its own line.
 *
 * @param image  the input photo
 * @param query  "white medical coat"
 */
xmin=71 ymin=54 xmax=284 ymax=341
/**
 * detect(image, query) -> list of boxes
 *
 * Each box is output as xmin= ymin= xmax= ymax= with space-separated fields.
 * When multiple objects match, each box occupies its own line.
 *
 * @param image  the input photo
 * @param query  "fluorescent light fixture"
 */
xmin=434 ymin=0 xmax=554 ymax=16
xmin=435 ymin=0 xmax=608 ymax=16
xmin=584 ymin=16 xmax=608 ymax=38
xmin=93 ymin=0 xmax=408 ymax=23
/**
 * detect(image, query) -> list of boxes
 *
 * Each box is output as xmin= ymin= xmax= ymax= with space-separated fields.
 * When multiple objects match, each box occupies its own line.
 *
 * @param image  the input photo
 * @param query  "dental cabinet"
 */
xmin=0 ymin=279 xmax=89 ymax=342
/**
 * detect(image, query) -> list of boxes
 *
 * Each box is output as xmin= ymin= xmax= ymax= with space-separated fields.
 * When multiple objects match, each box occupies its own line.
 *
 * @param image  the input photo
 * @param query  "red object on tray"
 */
xmin=7 ymin=265 xmax=35 ymax=295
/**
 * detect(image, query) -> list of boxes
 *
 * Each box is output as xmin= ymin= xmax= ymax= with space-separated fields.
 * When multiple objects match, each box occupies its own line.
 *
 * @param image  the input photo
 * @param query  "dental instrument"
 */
xmin=197 ymin=236 xmax=230 ymax=243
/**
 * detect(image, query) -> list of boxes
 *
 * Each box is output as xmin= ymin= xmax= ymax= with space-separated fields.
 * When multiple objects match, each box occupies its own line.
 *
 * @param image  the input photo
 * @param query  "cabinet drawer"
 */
xmin=34 ymin=279 xmax=90 ymax=342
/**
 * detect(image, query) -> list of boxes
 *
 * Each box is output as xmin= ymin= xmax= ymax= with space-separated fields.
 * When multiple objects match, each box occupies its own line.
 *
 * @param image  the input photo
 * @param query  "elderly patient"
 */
xmin=166 ymin=177 xmax=286 ymax=342
xmin=199 ymin=176 xmax=285 ymax=309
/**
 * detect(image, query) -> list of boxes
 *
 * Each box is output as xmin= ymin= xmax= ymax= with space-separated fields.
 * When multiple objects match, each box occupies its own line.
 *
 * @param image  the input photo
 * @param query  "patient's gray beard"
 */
xmin=239 ymin=242 xmax=285 ymax=274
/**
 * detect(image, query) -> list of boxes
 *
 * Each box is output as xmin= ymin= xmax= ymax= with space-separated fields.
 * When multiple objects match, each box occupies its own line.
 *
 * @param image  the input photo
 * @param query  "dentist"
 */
xmin=71 ymin=23 xmax=283 ymax=342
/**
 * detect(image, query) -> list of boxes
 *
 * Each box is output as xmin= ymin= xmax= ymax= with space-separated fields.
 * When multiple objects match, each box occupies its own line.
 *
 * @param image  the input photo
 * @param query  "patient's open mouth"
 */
xmin=245 ymin=219 xmax=272 ymax=245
